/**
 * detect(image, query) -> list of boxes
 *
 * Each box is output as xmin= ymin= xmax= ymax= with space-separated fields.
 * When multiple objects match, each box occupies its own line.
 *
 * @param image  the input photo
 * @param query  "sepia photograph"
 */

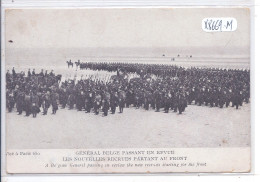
xmin=3 ymin=8 xmax=251 ymax=173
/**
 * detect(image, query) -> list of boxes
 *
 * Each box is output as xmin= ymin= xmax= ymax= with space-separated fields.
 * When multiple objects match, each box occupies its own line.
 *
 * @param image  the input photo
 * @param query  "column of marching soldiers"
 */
xmin=6 ymin=62 xmax=250 ymax=118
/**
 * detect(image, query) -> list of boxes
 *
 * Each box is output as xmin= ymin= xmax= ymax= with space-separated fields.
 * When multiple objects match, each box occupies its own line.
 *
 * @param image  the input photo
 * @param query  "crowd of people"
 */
xmin=6 ymin=61 xmax=250 ymax=118
xmin=6 ymin=68 xmax=61 ymax=118
xmin=81 ymin=62 xmax=249 ymax=107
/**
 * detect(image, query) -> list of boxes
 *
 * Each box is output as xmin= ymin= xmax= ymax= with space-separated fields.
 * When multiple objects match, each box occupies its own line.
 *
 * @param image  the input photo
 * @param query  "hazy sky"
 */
xmin=5 ymin=8 xmax=250 ymax=57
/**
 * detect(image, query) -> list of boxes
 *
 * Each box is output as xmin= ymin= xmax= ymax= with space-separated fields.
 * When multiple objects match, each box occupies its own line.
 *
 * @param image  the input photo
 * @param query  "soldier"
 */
xmin=134 ymin=90 xmax=142 ymax=109
xmin=232 ymin=88 xmax=241 ymax=109
xmin=85 ymin=90 xmax=94 ymax=113
xmin=204 ymin=87 xmax=210 ymax=106
xmin=16 ymin=90 xmax=25 ymax=115
xmin=243 ymin=87 xmax=250 ymax=104
xmin=164 ymin=92 xmax=172 ymax=113
xmin=6 ymin=89 xmax=15 ymax=112
xmin=31 ymin=92 xmax=40 ymax=118
xmin=50 ymin=70 xmax=55 ymax=77
xmin=143 ymin=91 xmax=150 ymax=111
xmin=154 ymin=89 xmax=162 ymax=112
xmin=110 ymin=92 xmax=118 ymax=114
xmin=28 ymin=69 xmax=32 ymax=77
xmin=94 ymin=92 xmax=102 ymax=115
xmin=12 ymin=67 xmax=16 ymax=78
xmin=209 ymin=88 xmax=216 ymax=107
xmin=171 ymin=91 xmax=178 ymax=112
xmin=59 ymin=88 xmax=68 ymax=108
xmin=24 ymin=91 xmax=32 ymax=116
xmin=177 ymin=91 xmax=187 ymax=114
xmin=126 ymin=89 xmax=134 ymax=108
xmin=217 ymin=87 xmax=225 ymax=108
xmin=42 ymin=91 xmax=51 ymax=115
xmin=76 ymin=90 xmax=85 ymax=111
xmin=118 ymin=90 xmax=126 ymax=113
xmin=32 ymin=69 xmax=36 ymax=76
xmin=102 ymin=98 xmax=110 ymax=116
xmin=6 ymin=70 xmax=11 ymax=80
xmin=187 ymin=87 xmax=195 ymax=105
xmin=39 ymin=69 xmax=44 ymax=77
xmin=51 ymin=91 xmax=59 ymax=114
xmin=67 ymin=93 xmax=75 ymax=110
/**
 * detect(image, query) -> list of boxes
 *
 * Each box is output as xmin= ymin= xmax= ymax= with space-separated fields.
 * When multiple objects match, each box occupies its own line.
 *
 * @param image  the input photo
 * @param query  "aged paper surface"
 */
xmin=6 ymin=148 xmax=250 ymax=173
xmin=4 ymin=8 xmax=250 ymax=173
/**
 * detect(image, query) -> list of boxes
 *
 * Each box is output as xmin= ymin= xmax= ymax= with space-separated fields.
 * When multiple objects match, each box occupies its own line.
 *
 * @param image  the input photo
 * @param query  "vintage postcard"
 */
xmin=3 ymin=8 xmax=251 ymax=173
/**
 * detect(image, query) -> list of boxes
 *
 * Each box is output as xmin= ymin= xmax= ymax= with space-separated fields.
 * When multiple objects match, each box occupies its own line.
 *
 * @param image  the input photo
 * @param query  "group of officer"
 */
xmin=6 ymin=68 xmax=60 ymax=118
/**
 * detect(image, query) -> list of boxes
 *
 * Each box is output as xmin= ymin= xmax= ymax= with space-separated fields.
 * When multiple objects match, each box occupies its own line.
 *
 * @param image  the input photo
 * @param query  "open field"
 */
xmin=6 ymin=102 xmax=250 ymax=149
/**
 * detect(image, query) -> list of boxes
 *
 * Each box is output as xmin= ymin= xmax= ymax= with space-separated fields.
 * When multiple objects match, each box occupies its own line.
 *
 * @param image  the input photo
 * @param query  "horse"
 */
xmin=66 ymin=60 xmax=74 ymax=68
xmin=75 ymin=60 xmax=81 ymax=70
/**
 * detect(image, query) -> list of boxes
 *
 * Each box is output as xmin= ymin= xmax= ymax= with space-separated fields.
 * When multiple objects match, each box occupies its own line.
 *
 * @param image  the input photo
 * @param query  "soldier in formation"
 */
xmin=6 ymin=68 xmax=61 ymax=118
xmin=6 ymin=61 xmax=250 ymax=118
xmin=78 ymin=62 xmax=250 ymax=112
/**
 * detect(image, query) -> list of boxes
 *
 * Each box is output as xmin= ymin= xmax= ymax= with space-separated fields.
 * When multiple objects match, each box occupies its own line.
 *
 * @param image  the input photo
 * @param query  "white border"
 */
xmin=1 ymin=0 xmax=255 ymax=7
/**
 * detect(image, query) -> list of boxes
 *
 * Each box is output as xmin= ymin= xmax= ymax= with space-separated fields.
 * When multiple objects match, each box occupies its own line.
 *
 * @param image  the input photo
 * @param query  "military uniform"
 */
xmin=110 ymin=93 xmax=118 ymax=114
xmin=51 ymin=92 xmax=59 ymax=114
xmin=16 ymin=91 xmax=25 ymax=115
xmin=31 ymin=94 xmax=40 ymax=117
xmin=24 ymin=93 xmax=32 ymax=116
xmin=102 ymin=98 xmax=110 ymax=116
xmin=94 ymin=93 xmax=102 ymax=115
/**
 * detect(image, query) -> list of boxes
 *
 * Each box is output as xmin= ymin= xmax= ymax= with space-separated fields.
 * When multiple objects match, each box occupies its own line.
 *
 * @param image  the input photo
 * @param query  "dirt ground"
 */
xmin=6 ymin=102 xmax=250 ymax=149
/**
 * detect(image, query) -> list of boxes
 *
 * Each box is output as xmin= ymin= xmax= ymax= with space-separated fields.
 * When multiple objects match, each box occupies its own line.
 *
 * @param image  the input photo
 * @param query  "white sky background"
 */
xmin=4 ymin=8 xmax=250 ymax=65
